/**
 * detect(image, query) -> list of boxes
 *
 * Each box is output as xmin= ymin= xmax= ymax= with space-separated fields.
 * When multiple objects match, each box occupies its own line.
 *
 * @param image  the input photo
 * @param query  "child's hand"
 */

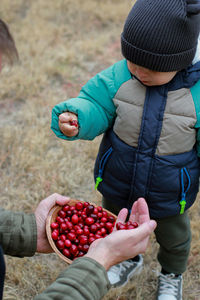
xmin=59 ymin=112 xmax=79 ymax=137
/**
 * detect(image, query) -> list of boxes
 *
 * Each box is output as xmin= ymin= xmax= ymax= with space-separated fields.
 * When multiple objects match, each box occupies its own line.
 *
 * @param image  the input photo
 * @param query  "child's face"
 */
xmin=127 ymin=61 xmax=177 ymax=86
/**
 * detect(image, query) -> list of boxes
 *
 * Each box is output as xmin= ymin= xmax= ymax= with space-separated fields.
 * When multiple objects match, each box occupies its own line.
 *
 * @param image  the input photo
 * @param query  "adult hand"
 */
xmin=59 ymin=112 xmax=79 ymax=137
xmin=85 ymin=198 xmax=157 ymax=270
xmin=35 ymin=193 xmax=70 ymax=253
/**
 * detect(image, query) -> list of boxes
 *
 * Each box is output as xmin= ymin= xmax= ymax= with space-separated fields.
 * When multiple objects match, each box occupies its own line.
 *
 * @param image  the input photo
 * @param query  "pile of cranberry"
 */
xmin=50 ymin=201 xmax=138 ymax=261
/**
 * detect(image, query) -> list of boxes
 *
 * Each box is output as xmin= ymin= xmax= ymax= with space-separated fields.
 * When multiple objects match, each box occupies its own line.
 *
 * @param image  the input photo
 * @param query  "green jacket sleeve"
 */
xmin=0 ymin=208 xmax=37 ymax=257
xmin=51 ymin=60 xmax=131 ymax=141
xmin=34 ymin=257 xmax=111 ymax=300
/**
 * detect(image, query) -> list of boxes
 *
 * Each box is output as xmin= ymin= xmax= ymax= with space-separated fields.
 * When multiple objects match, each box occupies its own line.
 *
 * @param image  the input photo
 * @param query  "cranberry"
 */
xmin=105 ymin=222 xmax=113 ymax=231
xmin=79 ymin=236 xmax=88 ymax=245
xmin=66 ymin=210 xmax=72 ymax=217
xmin=90 ymin=224 xmax=97 ymax=233
xmin=66 ymin=221 xmax=73 ymax=230
xmin=64 ymin=239 xmax=72 ymax=248
xmin=60 ymin=234 xmax=66 ymax=241
xmin=70 ymin=120 xmax=78 ymax=127
xmin=97 ymin=206 xmax=103 ymax=212
xmin=56 ymin=240 xmax=65 ymax=250
xmin=85 ymin=205 xmax=94 ymax=216
xmin=83 ymin=202 xmax=90 ymax=207
xmin=102 ymin=211 xmax=108 ymax=217
xmin=101 ymin=217 xmax=107 ymax=223
xmin=71 ymin=214 xmax=79 ymax=224
xmin=108 ymin=216 xmax=115 ymax=223
xmin=132 ymin=222 xmax=138 ymax=228
xmin=85 ymin=217 xmax=95 ymax=225
xmin=75 ymin=202 xmax=84 ymax=211
xmin=62 ymin=205 xmax=70 ymax=212
xmin=51 ymin=222 xmax=59 ymax=229
xmin=70 ymin=244 xmax=78 ymax=256
xmin=67 ymin=232 xmax=76 ymax=241
xmin=77 ymin=251 xmax=84 ymax=257
xmin=97 ymin=212 xmax=103 ymax=218
xmin=52 ymin=231 xmax=59 ymax=240
xmin=60 ymin=223 xmax=67 ymax=231
xmin=82 ymin=244 xmax=89 ymax=252
xmin=116 ymin=222 xmax=126 ymax=230
xmin=101 ymin=227 xmax=107 ymax=235
xmin=58 ymin=210 xmax=66 ymax=218
xmin=56 ymin=216 xmax=64 ymax=224
xmin=90 ymin=213 xmax=98 ymax=221
xmin=88 ymin=237 xmax=96 ymax=244
xmin=63 ymin=248 xmax=71 ymax=258
xmin=76 ymin=228 xmax=84 ymax=235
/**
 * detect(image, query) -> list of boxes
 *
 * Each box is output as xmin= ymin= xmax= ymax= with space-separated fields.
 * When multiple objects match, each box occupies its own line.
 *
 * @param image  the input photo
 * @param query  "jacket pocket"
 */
xmin=94 ymin=147 xmax=113 ymax=190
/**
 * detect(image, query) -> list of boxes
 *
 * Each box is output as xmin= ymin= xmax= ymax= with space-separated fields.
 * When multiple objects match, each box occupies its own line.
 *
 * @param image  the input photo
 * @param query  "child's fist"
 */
xmin=58 ymin=112 xmax=79 ymax=137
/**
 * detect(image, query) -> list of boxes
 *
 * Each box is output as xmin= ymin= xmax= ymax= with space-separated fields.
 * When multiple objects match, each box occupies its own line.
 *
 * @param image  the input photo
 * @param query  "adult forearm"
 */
xmin=34 ymin=257 xmax=110 ymax=300
xmin=0 ymin=208 xmax=37 ymax=257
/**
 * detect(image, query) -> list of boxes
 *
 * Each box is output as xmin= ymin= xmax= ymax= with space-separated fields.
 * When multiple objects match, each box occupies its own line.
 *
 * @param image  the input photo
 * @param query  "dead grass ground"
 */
xmin=0 ymin=1 xmax=200 ymax=299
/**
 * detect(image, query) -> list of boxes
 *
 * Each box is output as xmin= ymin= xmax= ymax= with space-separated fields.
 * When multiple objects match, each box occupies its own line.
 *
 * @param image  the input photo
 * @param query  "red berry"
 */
xmin=70 ymin=120 xmax=78 ymax=127
xmin=85 ymin=217 xmax=95 ymax=225
xmin=70 ymin=244 xmax=78 ymax=256
xmin=71 ymin=214 xmax=79 ymax=224
xmin=52 ymin=231 xmax=59 ymax=240
xmin=56 ymin=240 xmax=65 ymax=250
xmin=101 ymin=217 xmax=107 ymax=223
xmin=82 ymin=244 xmax=89 ymax=252
xmin=116 ymin=222 xmax=126 ymax=230
xmin=86 ymin=205 xmax=94 ymax=216
xmin=108 ymin=216 xmax=115 ymax=223
xmin=90 ymin=224 xmax=97 ymax=233
xmin=75 ymin=202 xmax=84 ymax=210
xmin=79 ymin=236 xmax=88 ymax=245
xmin=62 ymin=205 xmax=70 ymax=212
xmin=67 ymin=232 xmax=76 ymax=241
xmin=76 ymin=228 xmax=84 ymax=235
xmin=88 ymin=237 xmax=96 ymax=244
xmin=51 ymin=222 xmax=59 ymax=229
xmin=64 ymin=239 xmax=72 ymax=248
xmin=97 ymin=206 xmax=103 ymax=212
xmin=58 ymin=210 xmax=66 ymax=218
xmin=83 ymin=202 xmax=90 ymax=207
xmin=63 ymin=248 xmax=71 ymax=257
xmin=105 ymin=222 xmax=113 ymax=231
xmin=132 ymin=222 xmax=139 ymax=228
xmin=60 ymin=223 xmax=67 ymax=231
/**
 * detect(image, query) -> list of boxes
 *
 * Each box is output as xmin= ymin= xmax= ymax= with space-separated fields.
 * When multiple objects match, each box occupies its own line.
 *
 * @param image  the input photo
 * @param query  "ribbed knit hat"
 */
xmin=121 ymin=0 xmax=200 ymax=71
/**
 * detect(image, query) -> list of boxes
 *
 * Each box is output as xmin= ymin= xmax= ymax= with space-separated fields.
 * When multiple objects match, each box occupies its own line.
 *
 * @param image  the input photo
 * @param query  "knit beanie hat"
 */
xmin=121 ymin=0 xmax=200 ymax=72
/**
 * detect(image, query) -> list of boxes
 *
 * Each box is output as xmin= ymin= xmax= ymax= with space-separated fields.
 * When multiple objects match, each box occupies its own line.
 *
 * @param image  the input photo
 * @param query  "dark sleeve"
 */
xmin=34 ymin=257 xmax=111 ymax=300
xmin=0 ymin=208 xmax=37 ymax=257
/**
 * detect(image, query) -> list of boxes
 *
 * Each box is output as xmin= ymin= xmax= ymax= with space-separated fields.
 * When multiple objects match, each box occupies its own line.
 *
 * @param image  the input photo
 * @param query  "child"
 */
xmin=51 ymin=0 xmax=200 ymax=299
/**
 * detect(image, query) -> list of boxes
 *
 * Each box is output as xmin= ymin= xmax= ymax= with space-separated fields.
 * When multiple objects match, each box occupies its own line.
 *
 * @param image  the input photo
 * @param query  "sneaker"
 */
xmin=107 ymin=254 xmax=143 ymax=288
xmin=156 ymin=273 xmax=182 ymax=300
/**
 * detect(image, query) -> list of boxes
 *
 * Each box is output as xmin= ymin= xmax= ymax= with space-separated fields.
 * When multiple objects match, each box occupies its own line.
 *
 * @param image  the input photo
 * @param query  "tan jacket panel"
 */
xmin=113 ymin=79 xmax=197 ymax=156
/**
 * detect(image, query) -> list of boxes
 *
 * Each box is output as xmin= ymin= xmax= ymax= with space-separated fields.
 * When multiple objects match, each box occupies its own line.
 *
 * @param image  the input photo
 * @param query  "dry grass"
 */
xmin=0 ymin=1 xmax=200 ymax=299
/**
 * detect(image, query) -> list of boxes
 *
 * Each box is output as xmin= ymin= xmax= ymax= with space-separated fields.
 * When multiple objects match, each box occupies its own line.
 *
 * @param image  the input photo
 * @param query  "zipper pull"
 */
xmin=179 ymin=193 xmax=186 ymax=214
xmin=95 ymin=176 xmax=103 ymax=190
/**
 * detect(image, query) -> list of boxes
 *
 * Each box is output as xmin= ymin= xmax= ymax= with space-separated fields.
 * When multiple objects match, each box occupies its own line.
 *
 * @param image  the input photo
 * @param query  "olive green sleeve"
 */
xmin=34 ymin=257 xmax=111 ymax=300
xmin=0 ymin=208 xmax=37 ymax=257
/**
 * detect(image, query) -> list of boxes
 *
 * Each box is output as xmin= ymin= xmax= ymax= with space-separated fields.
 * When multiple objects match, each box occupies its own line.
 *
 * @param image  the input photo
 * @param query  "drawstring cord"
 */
xmin=179 ymin=167 xmax=191 ymax=214
xmin=95 ymin=147 xmax=113 ymax=190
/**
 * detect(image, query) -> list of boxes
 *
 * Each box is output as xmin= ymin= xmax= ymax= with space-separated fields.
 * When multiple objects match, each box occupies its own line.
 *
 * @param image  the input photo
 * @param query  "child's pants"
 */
xmin=102 ymin=197 xmax=191 ymax=275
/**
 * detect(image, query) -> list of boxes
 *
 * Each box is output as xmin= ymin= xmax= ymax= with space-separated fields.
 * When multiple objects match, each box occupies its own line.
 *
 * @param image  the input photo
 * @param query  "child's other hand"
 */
xmin=59 ymin=112 xmax=79 ymax=137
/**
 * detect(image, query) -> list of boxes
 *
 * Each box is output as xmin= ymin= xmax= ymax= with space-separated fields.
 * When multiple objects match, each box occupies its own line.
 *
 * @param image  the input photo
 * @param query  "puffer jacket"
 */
xmin=51 ymin=60 xmax=200 ymax=218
